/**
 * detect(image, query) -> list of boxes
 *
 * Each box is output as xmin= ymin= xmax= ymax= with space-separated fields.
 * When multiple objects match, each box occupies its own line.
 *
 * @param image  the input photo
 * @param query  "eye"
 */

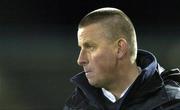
xmin=85 ymin=43 xmax=96 ymax=51
xmin=87 ymin=45 xmax=94 ymax=50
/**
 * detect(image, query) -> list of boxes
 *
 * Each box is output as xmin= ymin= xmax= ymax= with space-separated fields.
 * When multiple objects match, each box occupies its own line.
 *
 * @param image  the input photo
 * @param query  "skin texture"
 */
xmin=77 ymin=23 xmax=139 ymax=98
xmin=78 ymin=23 xmax=117 ymax=87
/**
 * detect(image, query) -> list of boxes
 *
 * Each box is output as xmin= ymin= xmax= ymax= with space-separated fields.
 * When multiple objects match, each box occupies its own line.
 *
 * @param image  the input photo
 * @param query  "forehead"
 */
xmin=77 ymin=23 xmax=109 ymax=44
xmin=78 ymin=23 xmax=103 ymax=37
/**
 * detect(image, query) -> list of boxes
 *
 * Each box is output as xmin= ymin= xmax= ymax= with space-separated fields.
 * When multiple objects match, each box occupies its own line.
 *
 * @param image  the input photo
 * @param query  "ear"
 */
xmin=116 ymin=38 xmax=128 ymax=59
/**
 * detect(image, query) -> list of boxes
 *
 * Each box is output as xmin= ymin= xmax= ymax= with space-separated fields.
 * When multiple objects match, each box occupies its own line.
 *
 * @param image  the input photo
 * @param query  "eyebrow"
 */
xmin=79 ymin=41 xmax=96 ymax=48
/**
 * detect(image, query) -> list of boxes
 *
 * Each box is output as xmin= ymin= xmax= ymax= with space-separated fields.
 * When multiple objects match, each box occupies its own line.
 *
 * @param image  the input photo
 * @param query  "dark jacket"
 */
xmin=63 ymin=50 xmax=180 ymax=110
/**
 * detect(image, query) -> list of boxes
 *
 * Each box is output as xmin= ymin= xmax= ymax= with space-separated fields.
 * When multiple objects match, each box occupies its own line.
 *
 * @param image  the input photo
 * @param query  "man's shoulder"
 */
xmin=164 ymin=80 xmax=180 ymax=100
xmin=159 ymin=68 xmax=180 ymax=109
xmin=161 ymin=68 xmax=180 ymax=84
xmin=133 ymin=68 xmax=180 ymax=110
xmin=161 ymin=68 xmax=180 ymax=99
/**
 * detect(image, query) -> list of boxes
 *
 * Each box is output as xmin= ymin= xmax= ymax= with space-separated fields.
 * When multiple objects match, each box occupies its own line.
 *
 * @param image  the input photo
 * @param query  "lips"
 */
xmin=84 ymin=67 xmax=90 ymax=73
xmin=85 ymin=71 xmax=92 ymax=76
xmin=84 ymin=69 xmax=92 ymax=77
xmin=84 ymin=67 xmax=93 ymax=76
xmin=85 ymin=70 xmax=90 ymax=73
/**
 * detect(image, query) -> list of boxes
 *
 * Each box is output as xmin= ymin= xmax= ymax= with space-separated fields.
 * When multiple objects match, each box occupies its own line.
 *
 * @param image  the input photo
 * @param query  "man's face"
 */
xmin=77 ymin=23 xmax=118 ymax=87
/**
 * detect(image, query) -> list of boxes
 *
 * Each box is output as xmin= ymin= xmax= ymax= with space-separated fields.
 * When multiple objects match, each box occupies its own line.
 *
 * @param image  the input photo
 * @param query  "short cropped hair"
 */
xmin=78 ymin=7 xmax=137 ymax=63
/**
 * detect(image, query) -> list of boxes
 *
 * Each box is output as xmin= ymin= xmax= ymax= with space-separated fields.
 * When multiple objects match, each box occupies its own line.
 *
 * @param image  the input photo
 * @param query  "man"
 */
xmin=63 ymin=7 xmax=180 ymax=110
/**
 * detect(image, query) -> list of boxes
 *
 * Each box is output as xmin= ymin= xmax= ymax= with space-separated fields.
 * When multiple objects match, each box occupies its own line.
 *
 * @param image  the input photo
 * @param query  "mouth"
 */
xmin=85 ymin=71 xmax=91 ymax=75
xmin=85 ymin=70 xmax=90 ymax=73
xmin=84 ymin=70 xmax=92 ymax=77
xmin=84 ymin=68 xmax=90 ymax=73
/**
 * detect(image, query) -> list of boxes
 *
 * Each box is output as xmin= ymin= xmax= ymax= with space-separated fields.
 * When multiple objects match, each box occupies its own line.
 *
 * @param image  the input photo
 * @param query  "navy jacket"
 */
xmin=63 ymin=50 xmax=180 ymax=110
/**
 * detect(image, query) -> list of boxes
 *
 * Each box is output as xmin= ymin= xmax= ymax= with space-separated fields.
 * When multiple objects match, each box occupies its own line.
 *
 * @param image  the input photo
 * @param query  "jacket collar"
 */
xmin=132 ymin=49 xmax=162 ymax=96
xmin=120 ymin=50 xmax=169 ymax=109
xmin=70 ymin=49 xmax=167 ymax=107
xmin=70 ymin=72 xmax=103 ymax=107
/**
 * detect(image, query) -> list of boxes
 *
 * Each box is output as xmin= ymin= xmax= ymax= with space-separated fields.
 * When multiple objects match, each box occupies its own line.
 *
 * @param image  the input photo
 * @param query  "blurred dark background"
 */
xmin=0 ymin=0 xmax=179 ymax=110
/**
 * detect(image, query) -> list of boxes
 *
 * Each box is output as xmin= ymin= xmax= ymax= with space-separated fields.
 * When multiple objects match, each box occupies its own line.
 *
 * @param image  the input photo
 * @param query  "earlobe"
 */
xmin=116 ymin=38 xmax=127 ymax=59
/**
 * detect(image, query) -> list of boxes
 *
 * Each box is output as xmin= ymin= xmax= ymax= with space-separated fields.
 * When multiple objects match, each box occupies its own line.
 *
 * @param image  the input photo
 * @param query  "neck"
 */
xmin=104 ymin=62 xmax=140 ymax=99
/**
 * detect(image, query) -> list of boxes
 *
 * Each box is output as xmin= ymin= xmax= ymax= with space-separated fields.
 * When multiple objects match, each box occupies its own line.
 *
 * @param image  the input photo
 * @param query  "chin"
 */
xmin=88 ymin=80 xmax=101 ymax=88
xmin=88 ymin=80 xmax=97 ymax=86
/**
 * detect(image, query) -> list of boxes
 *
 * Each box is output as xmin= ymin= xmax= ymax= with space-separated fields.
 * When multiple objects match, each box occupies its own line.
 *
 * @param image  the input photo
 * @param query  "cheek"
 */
xmin=92 ymin=52 xmax=116 ymax=72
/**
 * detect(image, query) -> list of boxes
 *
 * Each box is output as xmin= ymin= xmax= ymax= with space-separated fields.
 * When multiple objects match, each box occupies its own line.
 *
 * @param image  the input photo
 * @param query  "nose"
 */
xmin=77 ymin=49 xmax=88 ymax=66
